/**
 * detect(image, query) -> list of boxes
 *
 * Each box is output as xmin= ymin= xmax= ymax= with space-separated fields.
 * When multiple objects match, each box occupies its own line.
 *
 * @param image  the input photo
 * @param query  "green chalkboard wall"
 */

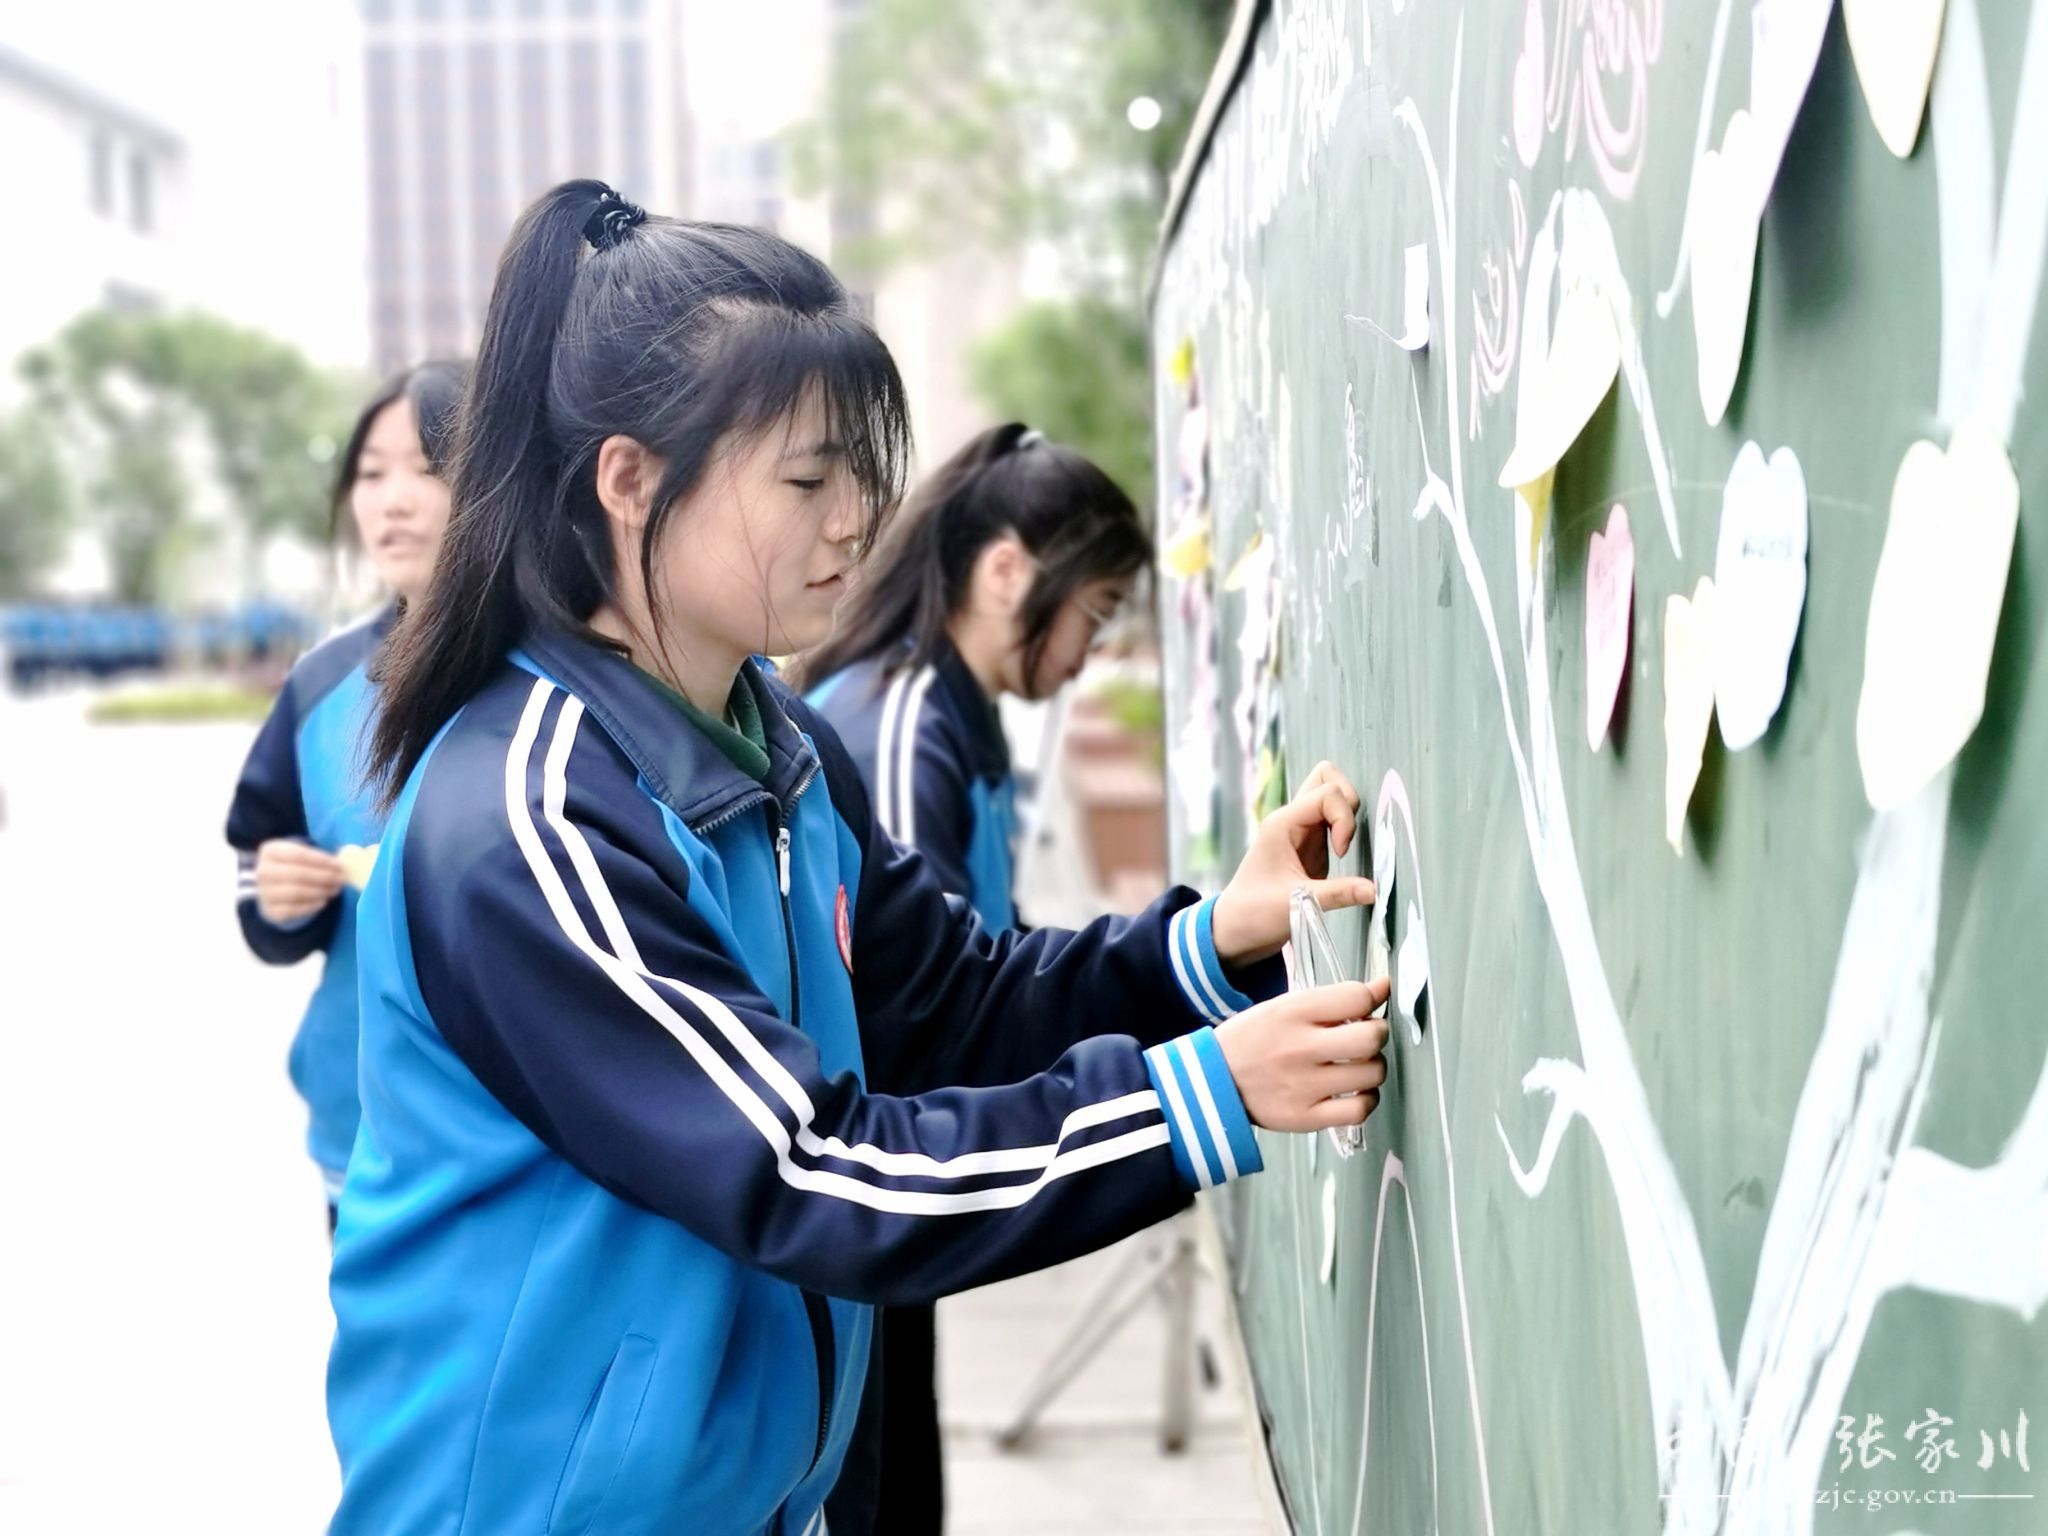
xmin=1150 ymin=1 xmax=2048 ymax=1532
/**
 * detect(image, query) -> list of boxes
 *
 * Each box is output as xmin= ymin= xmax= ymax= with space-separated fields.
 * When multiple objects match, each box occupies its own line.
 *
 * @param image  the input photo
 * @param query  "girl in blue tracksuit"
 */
xmin=334 ymin=180 xmax=1388 ymax=1536
xmin=225 ymin=361 xmax=465 ymax=1228
xmin=798 ymin=423 xmax=1149 ymax=1535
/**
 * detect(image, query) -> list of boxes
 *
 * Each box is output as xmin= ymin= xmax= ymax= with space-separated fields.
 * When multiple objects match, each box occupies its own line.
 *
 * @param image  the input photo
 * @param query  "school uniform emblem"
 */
xmin=835 ymin=885 xmax=853 ymax=973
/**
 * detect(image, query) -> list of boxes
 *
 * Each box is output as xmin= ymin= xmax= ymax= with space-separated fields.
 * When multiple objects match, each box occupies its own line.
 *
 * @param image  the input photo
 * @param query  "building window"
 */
xmin=90 ymin=133 xmax=114 ymax=215
xmin=127 ymin=152 xmax=153 ymax=234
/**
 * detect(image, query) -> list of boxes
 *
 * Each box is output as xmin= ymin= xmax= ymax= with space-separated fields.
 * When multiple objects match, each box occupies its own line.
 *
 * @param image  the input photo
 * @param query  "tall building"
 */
xmin=0 ymin=44 xmax=186 ymax=378
xmin=358 ymin=0 xmax=693 ymax=372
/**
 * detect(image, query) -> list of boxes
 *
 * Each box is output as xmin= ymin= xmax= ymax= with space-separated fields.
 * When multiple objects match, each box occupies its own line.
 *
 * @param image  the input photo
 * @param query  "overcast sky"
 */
xmin=5 ymin=0 xmax=814 ymax=366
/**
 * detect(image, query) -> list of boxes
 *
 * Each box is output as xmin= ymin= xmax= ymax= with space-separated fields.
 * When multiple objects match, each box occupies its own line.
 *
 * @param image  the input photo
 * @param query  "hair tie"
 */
xmin=1014 ymin=429 xmax=1045 ymax=450
xmin=583 ymin=188 xmax=646 ymax=252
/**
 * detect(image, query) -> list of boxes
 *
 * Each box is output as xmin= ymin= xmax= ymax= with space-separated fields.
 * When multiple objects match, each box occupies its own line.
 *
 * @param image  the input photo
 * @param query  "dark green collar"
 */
xmin=518 ymin=629 xmax=815 ymax=828
xmin=639 ymin=666 xmax=772 ymax=783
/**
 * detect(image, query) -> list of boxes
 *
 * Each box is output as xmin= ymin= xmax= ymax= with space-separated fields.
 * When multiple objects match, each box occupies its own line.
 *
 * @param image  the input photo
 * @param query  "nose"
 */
xmin=818 ymin=482 xmax=862 ymax=549
xmin=362 ymin=477 xmax=413 ymax=526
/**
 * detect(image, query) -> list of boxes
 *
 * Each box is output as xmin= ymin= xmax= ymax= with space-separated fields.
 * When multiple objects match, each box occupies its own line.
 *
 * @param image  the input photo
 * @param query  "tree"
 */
xmin=792 ymin=0 xmax=1233 ymax=502
xmin=0 ymin=411 xmax=73 ymax=600
xmin=22 ymin=310 xmax=354 ymax=602
xmin=967 ymin=296 xmax=1152 ymax=503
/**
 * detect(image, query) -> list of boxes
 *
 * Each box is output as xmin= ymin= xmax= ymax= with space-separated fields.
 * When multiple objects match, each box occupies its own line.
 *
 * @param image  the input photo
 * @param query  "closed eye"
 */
xmin=788 ymin=477 xmax=825 ymax=492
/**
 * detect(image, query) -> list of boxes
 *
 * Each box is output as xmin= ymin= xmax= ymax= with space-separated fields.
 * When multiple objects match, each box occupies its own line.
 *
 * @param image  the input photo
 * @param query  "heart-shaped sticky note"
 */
xmin=1856 ymin=420 xmax=2019 ymax=809
xmin=1498 ymin=283 xmax=1621 ymax=489
xmin=1843 ymin=0 xmax=1945 ymax=158
xmin=1713 ymin=443 xmax=1808 ymax=751
xmin=1749 ymin=0 xmax=1835 ymax=212
xmin=1692 ymin=110 xmax=1761 ymax=428
xmin=1163 ymin=517 xmax=1212 ymax=578
xmin=1664 ymin=578 xmax=1718 ymax=855
xmin=337 ymin=843 xmax=380 ymax=891
xmin=1586 ymin=504 xmax=1636 ymax=751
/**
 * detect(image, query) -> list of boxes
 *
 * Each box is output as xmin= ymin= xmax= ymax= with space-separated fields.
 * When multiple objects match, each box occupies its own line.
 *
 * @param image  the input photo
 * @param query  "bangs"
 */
xmin=698 ymin=301 xmax=913 ymax=554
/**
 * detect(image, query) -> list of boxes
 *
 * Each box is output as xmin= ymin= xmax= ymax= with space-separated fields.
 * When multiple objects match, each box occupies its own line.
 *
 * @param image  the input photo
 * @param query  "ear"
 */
xmin=975 ymin=535 xmax=1035 ymax=614
xmin=595 ymin=434 xmax=660 ymax=532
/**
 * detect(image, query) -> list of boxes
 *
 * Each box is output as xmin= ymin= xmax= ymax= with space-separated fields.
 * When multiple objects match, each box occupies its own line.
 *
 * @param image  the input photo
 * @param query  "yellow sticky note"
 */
xmin=1163 ymin=520 xmax=1213 ymax=579
xmin=1518 ymin=469 xmax=1556 ymax=570
xmin=1663 ymin=579 xmax=1717 ymax=855
xmin=337 ymin=843 xmax=380 ymax=891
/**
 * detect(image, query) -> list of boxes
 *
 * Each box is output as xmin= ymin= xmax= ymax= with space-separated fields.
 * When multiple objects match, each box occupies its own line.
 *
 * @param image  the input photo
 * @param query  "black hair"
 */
xmin=795 ymin=422 xmax=1149 ymax=692
xmin=329 ymin=359 xmax=468 ymax=539
xmin=369 ymin=179 xmax=911 ymax=803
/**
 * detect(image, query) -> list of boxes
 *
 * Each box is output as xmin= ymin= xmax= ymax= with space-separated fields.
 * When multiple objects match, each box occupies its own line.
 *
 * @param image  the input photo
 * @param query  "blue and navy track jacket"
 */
xmin=224 ymin=607 xmax=393 ymax=1184
xmin=807 ymin=639 xmax=1017 ymax=933
xmin=328 ymin=624 xmax=1280 ymax=1536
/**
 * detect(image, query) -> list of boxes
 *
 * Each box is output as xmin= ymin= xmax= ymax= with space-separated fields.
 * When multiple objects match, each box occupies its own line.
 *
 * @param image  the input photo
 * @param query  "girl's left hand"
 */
xmin=1209 ymin=761 xmax=1377 ymax=967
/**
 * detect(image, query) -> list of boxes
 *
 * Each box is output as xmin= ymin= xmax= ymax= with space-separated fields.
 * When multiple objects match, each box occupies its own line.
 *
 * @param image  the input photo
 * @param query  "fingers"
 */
xmin=1315 ymin=1053 xmax=1388 ymax=1097
xmin=1317 ymin=784 xmax=1358 ymax=860
xmin=1290 ymin=976 xmax=1390 ymax=1025
xmin=1293 ymin=762 xmax=1363 ymax=814
xmin=1276 ymin=765 xmax=1364 ymax=860
xmin=258 ymin=891 xmax=331 ymax=922
xmin=257 ymin=877 xmax=341 ymax=909
xmin=1304 ymin=1090 xmax=1381 ymax=1131
xmin=259 ymin=840 xmax=347 ymax=878
xmin=258 ymin=858 xmax=345 ymax=891
xmin=1308 ymin=876 xmax=1376 ymax=915
xmin=1314 ymin=1016 xmax=1390 ymax=1063
xmin=255 ymin=840 xmax=346 ymax=920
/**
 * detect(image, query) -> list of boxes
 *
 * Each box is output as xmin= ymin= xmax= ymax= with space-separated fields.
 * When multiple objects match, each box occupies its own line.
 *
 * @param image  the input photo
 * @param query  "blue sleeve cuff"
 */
xmin=1167 ymin=896 xmax=1261 ymax=1022
xmin=1142 ymin=1025 xmax=1264 ymax=1191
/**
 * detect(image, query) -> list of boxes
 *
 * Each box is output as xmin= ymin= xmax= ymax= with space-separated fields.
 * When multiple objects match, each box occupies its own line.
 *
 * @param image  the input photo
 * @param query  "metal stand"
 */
xmin=994 ymin=1212 xmax=1208 ymax=1453
xmin=1001 ymin=677 xmax=1210 ymax=1452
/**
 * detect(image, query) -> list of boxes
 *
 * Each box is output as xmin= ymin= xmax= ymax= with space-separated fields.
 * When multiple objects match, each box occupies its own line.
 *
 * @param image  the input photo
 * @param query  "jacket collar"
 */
xmin=519 ymin=625 xmax=819 ymax=831
xmin=931 ymin=636 xmax=1013 ymax=781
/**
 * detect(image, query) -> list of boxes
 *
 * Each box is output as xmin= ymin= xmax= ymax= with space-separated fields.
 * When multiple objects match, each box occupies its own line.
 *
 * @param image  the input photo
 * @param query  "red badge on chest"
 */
xmin=835 ymin=885 xmax=853 ymax=974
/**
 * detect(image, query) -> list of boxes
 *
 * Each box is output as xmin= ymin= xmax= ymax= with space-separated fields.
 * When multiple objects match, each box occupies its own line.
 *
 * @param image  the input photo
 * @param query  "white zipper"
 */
xmin=776 ymin=824 xmax=792 ymax=896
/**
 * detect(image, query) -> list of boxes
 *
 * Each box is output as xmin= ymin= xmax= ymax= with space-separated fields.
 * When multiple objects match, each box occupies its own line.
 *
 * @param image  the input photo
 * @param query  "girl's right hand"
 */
xmin=1215 ymin=979 xmax=1391 ymax=1133
xmin=254 ymin=838 xmax=348 ymax=925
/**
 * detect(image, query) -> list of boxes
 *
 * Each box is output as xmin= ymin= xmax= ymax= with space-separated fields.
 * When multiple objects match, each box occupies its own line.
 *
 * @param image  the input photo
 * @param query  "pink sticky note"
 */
xmin=1586 ymin=504 xmax=1635 ymax=751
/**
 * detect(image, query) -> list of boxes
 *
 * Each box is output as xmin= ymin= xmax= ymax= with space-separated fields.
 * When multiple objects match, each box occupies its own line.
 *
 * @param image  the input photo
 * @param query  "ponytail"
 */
xmin=368 ymin=180 xmax=909 ymax=805
xmin=795 ymin=423 xmax=1148 ymax=691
